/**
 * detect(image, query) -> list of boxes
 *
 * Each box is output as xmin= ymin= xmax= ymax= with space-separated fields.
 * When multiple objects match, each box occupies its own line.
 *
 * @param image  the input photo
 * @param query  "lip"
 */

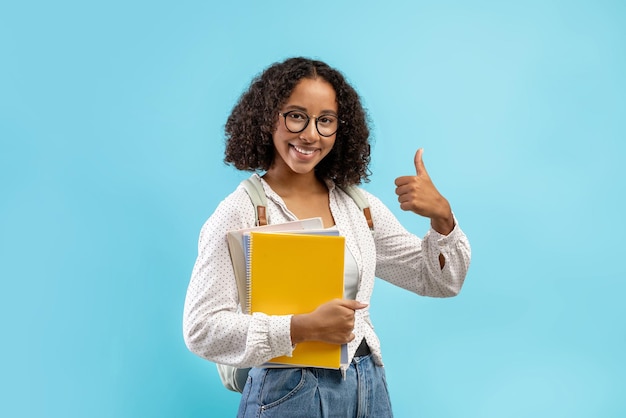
xmin=290 ymin=144 xmax=319 ymax=158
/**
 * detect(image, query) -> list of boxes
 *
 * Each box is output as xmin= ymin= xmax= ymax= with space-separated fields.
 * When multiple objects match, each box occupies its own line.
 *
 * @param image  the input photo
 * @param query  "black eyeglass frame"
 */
xmin=278 ymin=110 xmax=344 ymax=137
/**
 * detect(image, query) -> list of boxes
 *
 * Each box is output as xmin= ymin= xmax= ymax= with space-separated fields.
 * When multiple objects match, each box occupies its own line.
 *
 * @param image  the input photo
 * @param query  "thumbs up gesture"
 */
xmin=394 ymin=149 xmax=455 ymax=235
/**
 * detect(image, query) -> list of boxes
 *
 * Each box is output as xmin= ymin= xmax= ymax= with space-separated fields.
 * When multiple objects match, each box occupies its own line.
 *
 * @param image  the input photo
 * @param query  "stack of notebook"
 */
xmin=227 ymin=218 xmax=347 ymax=369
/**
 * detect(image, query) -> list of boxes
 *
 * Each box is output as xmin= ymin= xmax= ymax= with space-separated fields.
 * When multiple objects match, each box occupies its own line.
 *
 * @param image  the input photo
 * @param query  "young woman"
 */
xmin=183 ymin=57 xmax=471 ymax=417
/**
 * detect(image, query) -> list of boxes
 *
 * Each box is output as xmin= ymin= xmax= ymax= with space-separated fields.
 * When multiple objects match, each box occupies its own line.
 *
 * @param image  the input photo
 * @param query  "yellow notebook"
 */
xmin=245 ymin=230 xmax=346 ymax=369
xmin=226 ymin=217 xmax=324 ymax=314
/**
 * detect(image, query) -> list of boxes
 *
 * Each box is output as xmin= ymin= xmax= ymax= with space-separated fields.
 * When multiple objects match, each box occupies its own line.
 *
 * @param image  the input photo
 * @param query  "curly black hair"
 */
xmin=224 ymin=57 xmax=371 ymax=186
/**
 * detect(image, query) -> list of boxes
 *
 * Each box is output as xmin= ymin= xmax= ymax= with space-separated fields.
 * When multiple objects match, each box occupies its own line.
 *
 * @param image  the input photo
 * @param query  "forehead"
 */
xmin=284 ymin=78 xmax=337 ymax=111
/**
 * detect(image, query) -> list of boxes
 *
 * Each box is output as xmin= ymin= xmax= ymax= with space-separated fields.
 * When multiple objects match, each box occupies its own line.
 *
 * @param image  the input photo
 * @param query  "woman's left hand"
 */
xmin=394 ymin=148 xmax=455 ymax=235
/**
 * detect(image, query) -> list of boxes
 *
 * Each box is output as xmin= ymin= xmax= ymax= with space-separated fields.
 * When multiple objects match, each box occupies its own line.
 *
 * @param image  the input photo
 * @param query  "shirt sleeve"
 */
xmin=182 ymin=190 xmax=295 ymax=367
xmin=368 ymin=192 xmax=471 ymax=297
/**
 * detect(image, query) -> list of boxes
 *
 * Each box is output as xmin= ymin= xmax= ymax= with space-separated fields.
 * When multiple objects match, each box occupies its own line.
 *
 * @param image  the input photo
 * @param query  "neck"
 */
xmin=262 ymin=169 xmax=326 ymax=197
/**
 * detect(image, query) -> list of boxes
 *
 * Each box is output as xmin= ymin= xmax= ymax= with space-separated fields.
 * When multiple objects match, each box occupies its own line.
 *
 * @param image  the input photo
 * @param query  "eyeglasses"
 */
xmin=279 ymin=110 xmax=343 ymax=137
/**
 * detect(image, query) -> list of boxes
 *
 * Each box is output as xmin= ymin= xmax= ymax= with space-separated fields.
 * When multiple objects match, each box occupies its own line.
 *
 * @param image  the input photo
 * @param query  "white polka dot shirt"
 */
xmin=183 ymin=174 xmax=471 ymax=368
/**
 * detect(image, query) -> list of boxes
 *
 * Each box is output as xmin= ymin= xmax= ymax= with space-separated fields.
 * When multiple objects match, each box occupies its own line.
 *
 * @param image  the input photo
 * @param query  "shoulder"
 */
xmin=200 ymin=185 xmax=256 ymax=235
xmin=355 ymin=188 xmax=400 ymax=228
xmin=330 ymin=183 xmax=389 ymax=213
xmin=350 ymin=187 xmax=386 ymax=211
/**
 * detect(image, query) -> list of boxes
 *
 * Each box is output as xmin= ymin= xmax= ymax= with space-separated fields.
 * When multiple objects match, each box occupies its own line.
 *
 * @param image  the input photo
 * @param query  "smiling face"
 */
xmin=269 ymin=77 xmax=338 ymax=177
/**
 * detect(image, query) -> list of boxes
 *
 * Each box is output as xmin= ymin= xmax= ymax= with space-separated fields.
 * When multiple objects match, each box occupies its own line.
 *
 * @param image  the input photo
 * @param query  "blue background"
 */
xmin=1 ymin=0 xmax=625 ymax=417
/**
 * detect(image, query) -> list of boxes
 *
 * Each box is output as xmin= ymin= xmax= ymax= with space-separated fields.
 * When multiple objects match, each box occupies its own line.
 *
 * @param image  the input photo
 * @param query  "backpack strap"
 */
xmin=240 ymin=174 xmax=373 ymax=230
xmin=241 ymin=176 xmax=268 ymax=226
xmin=340 ymin=185 xmax=374 ymax=231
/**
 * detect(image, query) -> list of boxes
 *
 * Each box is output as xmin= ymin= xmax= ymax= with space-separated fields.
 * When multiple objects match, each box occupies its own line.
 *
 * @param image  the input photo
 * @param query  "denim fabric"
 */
xmin=237 ymin=354 xmax=393 ymax=418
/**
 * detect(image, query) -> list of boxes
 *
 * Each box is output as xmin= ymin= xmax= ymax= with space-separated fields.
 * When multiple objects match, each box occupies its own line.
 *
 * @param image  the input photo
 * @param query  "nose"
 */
xmin=299 ymin=117 xmax=321 ymax=142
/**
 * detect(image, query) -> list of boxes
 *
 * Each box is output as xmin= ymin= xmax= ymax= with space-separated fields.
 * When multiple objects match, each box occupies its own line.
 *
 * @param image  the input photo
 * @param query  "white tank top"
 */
xmin=343 ymin=245 xmax=359 ymax=300
xmin=327 ymin=227 xmax=359 ymax=300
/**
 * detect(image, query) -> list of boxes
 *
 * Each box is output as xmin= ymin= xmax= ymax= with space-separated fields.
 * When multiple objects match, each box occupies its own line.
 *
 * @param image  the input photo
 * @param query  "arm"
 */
xmin=182 ymin=191 xmax=294 ymax=367
xmin=372 ymin=149 xmax=471 ymax=296
xmin=371 ymin=195 xmax=470 ymax=297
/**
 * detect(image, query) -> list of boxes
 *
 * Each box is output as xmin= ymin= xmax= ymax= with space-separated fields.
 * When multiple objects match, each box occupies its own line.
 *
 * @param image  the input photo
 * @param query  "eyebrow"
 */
xmin=283 ymin=104 xmax=338 ymax=115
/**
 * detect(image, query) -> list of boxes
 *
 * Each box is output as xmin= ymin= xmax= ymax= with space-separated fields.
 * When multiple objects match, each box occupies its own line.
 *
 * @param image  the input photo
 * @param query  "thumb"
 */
xmin=340 ymin=300 xmax=369 ymax=311
xmin=414 ymin=148 xmax=426 ymax=176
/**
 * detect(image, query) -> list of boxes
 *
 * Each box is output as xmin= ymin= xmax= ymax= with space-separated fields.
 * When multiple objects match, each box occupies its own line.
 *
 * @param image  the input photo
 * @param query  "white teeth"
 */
xmin=293 ymin=145 xmax=314 ymax=155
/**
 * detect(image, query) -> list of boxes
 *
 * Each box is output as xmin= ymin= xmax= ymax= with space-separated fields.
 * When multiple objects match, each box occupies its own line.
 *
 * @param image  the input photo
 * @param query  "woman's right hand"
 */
xmin=290 ymin=299 xmax=368 ymax=345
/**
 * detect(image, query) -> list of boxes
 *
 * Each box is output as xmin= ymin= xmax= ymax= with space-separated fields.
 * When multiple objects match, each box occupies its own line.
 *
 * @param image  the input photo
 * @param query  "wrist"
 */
xmin=290 ymin=313 xmax=312 ymax=345
xmin=430 ymin=205 xmax=454 ymax=235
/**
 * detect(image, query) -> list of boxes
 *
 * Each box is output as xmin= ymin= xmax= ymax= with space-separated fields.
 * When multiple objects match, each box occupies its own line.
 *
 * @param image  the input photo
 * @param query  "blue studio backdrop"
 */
xmin=1 ymin=1 xmax=625 ymax=417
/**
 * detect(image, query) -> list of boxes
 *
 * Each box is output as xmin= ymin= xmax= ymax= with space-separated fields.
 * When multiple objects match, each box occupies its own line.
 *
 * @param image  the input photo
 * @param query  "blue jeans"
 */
xmin=237 ymin=354 xmax=393 ymax=418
